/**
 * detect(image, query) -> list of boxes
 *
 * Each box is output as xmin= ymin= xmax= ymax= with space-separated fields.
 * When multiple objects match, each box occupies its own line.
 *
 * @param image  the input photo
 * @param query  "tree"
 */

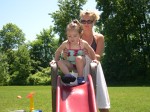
xmin=29 ymin=26 xmax=58 ymax=70
xmin=49 ymin=0 xmax=87 ymax=44
xmin=0 ymin=23 xmax=25 ymax=51
xmin=0 ymin=52 xmax=10 ymax=85
xmin=96 ymin=0 xmax=150 ymax=85
xmin=0 ymin=23 xmax=28 ymax=85
xmin=10 ymin=45 xmax=32 ymax=85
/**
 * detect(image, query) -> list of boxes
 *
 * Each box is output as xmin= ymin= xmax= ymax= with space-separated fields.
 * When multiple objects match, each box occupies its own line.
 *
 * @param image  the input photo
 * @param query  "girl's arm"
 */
xmin=62 ymin=48 xmax=68 ymax=60
xmin=54 ymin=42 xmax=66 ymax=62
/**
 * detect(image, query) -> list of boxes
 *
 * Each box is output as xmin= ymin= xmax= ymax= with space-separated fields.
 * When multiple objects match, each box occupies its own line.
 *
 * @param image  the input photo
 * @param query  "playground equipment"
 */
xmin=27 ymin=92 xmax=35 ymax=112
xmin=56 ymin=75 xmax=97 ymax=112
xmin=15 ymin=93 xmax=42 ymax=112
xmin=50 ymin=62 xmax=97 ymax=112
xmin=26 ymin=92 xmax=42 ymax=112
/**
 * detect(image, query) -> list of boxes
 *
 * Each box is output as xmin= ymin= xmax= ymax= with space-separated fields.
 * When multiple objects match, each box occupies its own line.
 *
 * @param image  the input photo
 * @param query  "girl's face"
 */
xmin=80 ymin=15 xmax=94 ymax=31
xmin=67 ymin=30 xmax=80 ymax=44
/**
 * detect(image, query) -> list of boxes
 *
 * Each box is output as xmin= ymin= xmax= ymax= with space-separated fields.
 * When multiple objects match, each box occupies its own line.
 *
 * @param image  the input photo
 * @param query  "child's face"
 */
xmin=67 ymin=30 xmax=80 ymax=44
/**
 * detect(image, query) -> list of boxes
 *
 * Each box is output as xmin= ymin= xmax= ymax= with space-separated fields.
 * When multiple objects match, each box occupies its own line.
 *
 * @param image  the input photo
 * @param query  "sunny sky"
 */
xmin=0 ymin=0 xmax=97 ymax=42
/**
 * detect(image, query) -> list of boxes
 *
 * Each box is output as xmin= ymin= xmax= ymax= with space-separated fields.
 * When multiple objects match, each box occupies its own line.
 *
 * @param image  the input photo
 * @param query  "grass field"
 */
xmin=108 ymin=87 xmax=150 ymax=112
xmin=0 ymin=86 xmax=52 ymax=112
xmin=0 ymin=86 xmax=150 ymax=112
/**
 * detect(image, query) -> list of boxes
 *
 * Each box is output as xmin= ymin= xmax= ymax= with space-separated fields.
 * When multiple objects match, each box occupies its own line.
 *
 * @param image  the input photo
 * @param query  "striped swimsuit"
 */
xmin=67 ymin=41 xmax=84 ymax=67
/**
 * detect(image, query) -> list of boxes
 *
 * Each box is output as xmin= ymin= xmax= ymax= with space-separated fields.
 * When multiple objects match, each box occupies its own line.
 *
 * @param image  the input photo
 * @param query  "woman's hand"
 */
xmin=50 ymin=60 xmax=57 ymax=65
xmin=92 ymin=59 xmax=99 ymax=64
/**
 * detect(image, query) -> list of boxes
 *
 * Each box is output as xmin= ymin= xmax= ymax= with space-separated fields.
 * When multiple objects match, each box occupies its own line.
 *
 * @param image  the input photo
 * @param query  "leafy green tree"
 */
xmin=29 ymin=26 xmax=58 ymax=71
xmin=0 ymin=53 xmax=10 ymax=85
xmin=96 ymin=0 xmax=150 ymax=85
xmin=10 ymin=45 xmax=32 ymax=85
xmin=50 ymin=0 xmax=87 ymax=44
xmin=0 ymin=23 xmax=25 ymax=51
xmin=0 ymin=23 xmax=27 ymax=85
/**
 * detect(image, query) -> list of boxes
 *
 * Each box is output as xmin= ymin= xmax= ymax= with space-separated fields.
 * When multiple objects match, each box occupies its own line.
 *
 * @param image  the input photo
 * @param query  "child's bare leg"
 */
xmin=57 ymin=60 xmax=76 ymax=83
xmin=75 ymin=56 xmax=86 ymax=76
xmin=75 ymin=56 xmax=86 ymax=84
xmin=57 ymin=60 xmax=72 ymax=74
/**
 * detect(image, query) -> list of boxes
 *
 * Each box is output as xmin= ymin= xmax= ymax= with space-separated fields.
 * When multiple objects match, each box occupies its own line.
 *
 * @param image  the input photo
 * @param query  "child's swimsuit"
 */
xmin=67 ymin=40 xmax=84 ymax=67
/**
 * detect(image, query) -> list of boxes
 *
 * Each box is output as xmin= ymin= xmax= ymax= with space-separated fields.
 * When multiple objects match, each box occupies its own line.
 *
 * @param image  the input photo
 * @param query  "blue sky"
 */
xmin=0 ymin=0 xmax=97 ymax=41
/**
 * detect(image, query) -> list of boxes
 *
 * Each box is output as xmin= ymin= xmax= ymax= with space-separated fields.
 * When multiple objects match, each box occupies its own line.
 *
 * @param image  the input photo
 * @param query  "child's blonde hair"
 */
xmin=66 ymin=19 xmax=83 ymax=34
xmin=80 ymin=10 xmax=100 ymax=22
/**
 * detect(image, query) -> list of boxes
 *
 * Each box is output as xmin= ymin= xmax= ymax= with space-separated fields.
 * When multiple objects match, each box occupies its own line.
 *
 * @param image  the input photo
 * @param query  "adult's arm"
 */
xmin=94 ymin=33 xmax=104 ymax=60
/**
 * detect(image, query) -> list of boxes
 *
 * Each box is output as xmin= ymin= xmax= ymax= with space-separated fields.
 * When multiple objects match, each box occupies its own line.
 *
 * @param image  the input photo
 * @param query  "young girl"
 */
xmin=50 ymin=19 xmax=96 ymax=85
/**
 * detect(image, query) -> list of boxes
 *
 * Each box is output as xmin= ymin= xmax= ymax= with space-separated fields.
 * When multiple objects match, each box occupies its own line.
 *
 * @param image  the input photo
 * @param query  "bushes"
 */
xmin=27 ymin=67 xmax=51 ymax=85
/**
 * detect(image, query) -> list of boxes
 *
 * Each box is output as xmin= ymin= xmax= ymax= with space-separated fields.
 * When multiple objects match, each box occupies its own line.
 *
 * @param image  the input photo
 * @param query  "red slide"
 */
xmin=56 ymin=75 xmax=97 ymax=112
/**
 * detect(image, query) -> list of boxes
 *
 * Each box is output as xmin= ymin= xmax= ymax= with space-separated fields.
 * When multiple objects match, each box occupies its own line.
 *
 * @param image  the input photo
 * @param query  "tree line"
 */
xmin=0 ymin=0 xmax=149 ymax=86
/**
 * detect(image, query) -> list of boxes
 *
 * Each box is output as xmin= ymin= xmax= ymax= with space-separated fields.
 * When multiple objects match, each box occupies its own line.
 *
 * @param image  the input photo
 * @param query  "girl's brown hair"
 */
xmin=66 ymin=19 xmax=83 ymax=34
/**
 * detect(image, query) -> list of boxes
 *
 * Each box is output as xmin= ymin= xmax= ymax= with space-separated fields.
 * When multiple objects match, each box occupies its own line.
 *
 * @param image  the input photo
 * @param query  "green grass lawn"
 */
xmin=0 ymin=86 xmax=52 ymax=112
xmin=0 ymin=86 xmax=150 ymax=112
xmin=109 ymin=87 xmax=150 ymax=112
